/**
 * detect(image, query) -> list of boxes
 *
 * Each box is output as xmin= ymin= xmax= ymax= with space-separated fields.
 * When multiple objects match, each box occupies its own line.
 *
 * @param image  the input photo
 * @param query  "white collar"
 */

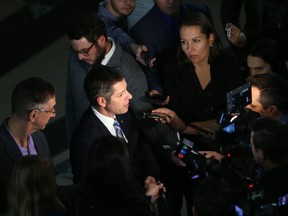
xmin=101 ymin=37 xmax=116 ymax=65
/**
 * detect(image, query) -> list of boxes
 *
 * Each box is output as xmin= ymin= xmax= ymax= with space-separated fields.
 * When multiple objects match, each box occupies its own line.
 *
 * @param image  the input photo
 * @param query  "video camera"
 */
xmin=221 ymin=162 xmax=288 ymax=216
xmin=217 ymin=81 xmax=252 ymax=131
xmin=228 ymin=167 xmax=288 ymax=216
xmin=216 ymin=82 xmax=260 ymax=157
xmin=174 ymin=138 xmax=288 ymax=215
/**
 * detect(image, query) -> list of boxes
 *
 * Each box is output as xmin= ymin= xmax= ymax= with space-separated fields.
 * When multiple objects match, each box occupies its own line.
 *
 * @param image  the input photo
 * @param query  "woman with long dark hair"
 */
xmin=6 ymin=155 xmax=66 ymax=216
xmin=154 ymin=11 xmax=245 ymax=136
xmin=151 ymin=11 xmax=246 ymax=216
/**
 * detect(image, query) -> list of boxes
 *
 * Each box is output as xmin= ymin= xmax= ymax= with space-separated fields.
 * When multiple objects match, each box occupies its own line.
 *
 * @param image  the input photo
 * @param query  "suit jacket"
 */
xmin=129 ymin=3 xmax=211 ymax=92
xmin=70 ymin=107 xmax=157 ymax=184
xmin=0 ymin=119 xmax=52 ymax=213
xmin=65 ymin=41 xmax=152 ymax=144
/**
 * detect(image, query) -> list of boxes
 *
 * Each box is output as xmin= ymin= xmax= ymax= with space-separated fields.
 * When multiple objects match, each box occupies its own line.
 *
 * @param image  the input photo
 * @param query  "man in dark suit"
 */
xmin=0 ymin=77 xmax=55 ymax=214
xmin=66 ymin=12 xmax=152 ymax=144
xmin=70 ymin=65 xmax=159 ymax=184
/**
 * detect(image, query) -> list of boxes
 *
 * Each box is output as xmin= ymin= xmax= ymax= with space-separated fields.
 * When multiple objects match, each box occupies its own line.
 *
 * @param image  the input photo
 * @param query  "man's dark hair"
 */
xmin=248 ymin=39 xmax=288 ymax=80
xmin=247 ymin=73 xmax=288 ymax=112
xmin=249 ymin=117 xmax=288 ymax=164
xmin=84 ymin=65 xmax=124 ymax=107
xmin=11 ymin=77 xmax=56 ymax=116
xmin=67 ymin=12 xmax=107 ymax=43
xmin=193 ymin=176 xmax=237 ymax=216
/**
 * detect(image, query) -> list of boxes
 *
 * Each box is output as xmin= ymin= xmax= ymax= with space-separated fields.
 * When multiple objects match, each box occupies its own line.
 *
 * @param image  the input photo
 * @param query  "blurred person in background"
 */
xmin=246 ymin=38 xmax=288 ymax=80
xmin=97 ymin=0 xmax=148 ymax=65
xmin=6 ymin=155 xmax=66 ymax=216
xmin=67 ymin=136 xmax=163 ymax=216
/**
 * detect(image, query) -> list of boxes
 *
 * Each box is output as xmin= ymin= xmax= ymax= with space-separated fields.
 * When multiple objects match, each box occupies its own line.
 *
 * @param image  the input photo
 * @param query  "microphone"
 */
xmin=155 ymin=122 xmax=179 ymax=150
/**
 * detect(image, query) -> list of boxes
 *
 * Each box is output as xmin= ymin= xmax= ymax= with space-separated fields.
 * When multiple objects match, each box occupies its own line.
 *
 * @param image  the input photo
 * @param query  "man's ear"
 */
xmin=29 ymin=110 xmax=37 ymax=122
xmin=257 ymin=148 xmax=266 ymax=161
xmin=267 ymin=105 xmax=279 ymax=116
xmin=97 ymin=96 xmax=106 ymax=107
xmin=97 ymin=35 xmax=106 ymax=44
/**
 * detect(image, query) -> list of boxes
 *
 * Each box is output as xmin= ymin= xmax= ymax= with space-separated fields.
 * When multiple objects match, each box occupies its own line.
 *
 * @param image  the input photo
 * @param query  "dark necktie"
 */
xmin=113 ymin=118 xmax=125 ymax=141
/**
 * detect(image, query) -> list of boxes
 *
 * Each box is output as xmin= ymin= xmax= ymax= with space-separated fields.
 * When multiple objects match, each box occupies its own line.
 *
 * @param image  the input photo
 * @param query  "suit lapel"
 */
xmin=0 ymin=122 xmax=22 ymax=161
xmin=115 ymin=112 xmax=140 ymax=156
xmin=87 ymin=108 xmax=111 ymax=136
xmin=116 ymin=113 xmax=131 ymax=140
xmin=33 ymin=133 xmax=43 ymax=154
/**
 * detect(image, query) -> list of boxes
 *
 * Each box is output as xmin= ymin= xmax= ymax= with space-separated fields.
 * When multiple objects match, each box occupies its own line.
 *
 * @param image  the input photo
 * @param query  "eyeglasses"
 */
xmin=69 ymin=42 xmax=95 ymax=55
xmin=35 ymin=108 xmax=56 ymax=115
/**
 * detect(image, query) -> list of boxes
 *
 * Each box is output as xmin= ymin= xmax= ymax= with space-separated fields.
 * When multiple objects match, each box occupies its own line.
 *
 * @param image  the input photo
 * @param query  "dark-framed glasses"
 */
xmin=69 ymin=42 xmax=95 ymax=55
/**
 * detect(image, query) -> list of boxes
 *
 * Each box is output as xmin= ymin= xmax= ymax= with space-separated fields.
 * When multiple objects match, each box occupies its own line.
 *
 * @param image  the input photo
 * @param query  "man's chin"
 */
xmin=122 ymin=107 xmax=129 ymax=114
xmin=84 ymin=60 xmax=93 ymax=65
xmin=122 ymin=9 xmax=133 ymax=15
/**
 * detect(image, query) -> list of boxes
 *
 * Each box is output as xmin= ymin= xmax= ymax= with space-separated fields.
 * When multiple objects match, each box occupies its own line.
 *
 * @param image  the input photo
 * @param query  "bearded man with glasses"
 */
xmin=66 ymin=12 xmax=152 ymax=145
xmin=0 ymin=77 xmax=56 ymax=214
